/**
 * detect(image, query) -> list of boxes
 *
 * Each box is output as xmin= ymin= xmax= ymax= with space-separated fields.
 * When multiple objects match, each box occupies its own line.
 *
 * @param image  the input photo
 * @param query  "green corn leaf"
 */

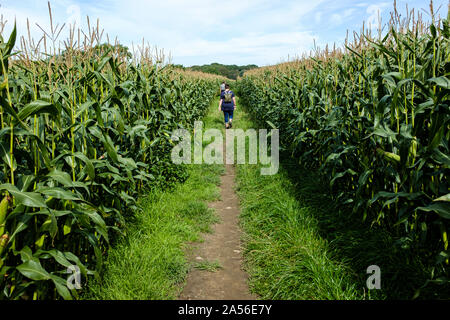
xmin=0 ymin=139 xmax=15 ymax=170
xmin=102 ymin=133 xmax=119 ymax=163
xmin=42 ymin=249 xmax=73 ymax=268
xmin=36 ymin=187 xmax=80 ymax=201
xmin=417 ymin=203 xmax=450 ymax=219
xmin=427 ymin=76 xmax=450 ymax=89
xmin=5 ymin=22 xmax=16 ymax=56
xmin=16 ymin=100 xmax=59 ymax=122
xmin=50 ymin=274 xmax=72 ymax=300
xmin=19 ymin=246 xmax=33 ymax=263
xmin=0 ymin=184 xmax=47 ymax=208
xmin=47 ymin=169 xmax=74 ymax=187
xmin=17 ymin=258 xmax=51 ymax=281
xmin=434 ymin=194 xmax=450 ymax=202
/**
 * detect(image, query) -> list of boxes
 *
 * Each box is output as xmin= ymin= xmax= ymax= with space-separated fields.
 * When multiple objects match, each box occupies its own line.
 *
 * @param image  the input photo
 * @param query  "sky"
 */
xmin=0 ymin=0 xmax=448 ymax=67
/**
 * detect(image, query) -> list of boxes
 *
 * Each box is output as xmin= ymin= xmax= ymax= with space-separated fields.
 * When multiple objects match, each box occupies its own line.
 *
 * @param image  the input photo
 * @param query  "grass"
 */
xmin=193 ymin=260 xmax=223 ymax=272
xmin=83 ymin=98 xmax=225 ymax=300
xmin=236 ymin=163 xmax=362 ymax=299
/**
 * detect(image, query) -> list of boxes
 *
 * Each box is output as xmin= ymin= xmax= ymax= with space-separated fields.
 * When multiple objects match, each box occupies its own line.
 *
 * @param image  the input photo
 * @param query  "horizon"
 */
xmin=0 ymin=0 xmax=448 ymax=67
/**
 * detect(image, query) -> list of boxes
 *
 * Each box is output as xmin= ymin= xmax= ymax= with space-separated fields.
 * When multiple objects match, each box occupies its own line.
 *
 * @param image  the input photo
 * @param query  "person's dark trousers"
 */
xmin=224 ymin=110 xmax=233 ymax=123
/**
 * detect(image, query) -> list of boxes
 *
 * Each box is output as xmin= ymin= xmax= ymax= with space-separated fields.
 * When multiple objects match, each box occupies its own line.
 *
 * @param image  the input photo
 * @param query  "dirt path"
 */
xmin=179 ymin=161 xmax=257 ymax=300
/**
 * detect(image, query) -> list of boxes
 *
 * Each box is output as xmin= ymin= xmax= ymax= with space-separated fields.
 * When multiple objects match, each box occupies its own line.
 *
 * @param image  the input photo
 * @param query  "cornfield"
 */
xmin=238 ymin=2 xmax=449 ymax=292
xmin=0 ymin=7 xmax=221 ymax=299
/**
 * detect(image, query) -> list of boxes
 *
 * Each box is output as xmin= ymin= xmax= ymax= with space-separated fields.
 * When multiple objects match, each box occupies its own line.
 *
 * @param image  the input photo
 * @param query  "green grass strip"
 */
xmin=233 ymin=104 xmax=361 ymax=300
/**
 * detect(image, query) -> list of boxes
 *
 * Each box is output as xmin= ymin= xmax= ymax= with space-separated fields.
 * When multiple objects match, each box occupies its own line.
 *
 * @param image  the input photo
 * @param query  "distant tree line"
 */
xmin=180 ymin=63 xmax=258 ymax=80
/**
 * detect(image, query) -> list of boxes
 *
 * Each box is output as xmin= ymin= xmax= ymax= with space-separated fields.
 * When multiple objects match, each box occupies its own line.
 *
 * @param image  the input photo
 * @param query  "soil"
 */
xmin=179 ymin=162 xmax=257 ymax=300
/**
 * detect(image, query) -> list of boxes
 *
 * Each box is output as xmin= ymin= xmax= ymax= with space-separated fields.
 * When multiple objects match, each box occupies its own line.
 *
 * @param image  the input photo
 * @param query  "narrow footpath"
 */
xmin=179 ymin=103 xmax=256 ymax=300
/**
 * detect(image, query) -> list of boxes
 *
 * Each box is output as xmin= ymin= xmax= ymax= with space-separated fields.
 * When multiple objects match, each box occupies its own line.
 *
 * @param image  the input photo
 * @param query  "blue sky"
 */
xmin=0 ymin=0 xmax=448 ymax=66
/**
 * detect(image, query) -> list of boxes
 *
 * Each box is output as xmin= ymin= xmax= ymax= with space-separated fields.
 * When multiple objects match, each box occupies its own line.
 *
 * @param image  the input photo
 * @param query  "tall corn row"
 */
xmin=238 ymin=2 xmax=449 ymax=291
xmin=0 ymin=13 xmax=221 ymax=299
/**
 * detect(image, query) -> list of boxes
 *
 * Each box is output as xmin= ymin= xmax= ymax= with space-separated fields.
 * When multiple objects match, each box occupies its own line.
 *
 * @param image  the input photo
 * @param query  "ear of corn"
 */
xmin=0 ymin=195 xmax=11 ymax=236
xmin=0 ymin=234 xmax=8 ymax=256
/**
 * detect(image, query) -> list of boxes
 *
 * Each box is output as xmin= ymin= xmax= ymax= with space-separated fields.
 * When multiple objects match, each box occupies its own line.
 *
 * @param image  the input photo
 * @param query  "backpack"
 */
xmin=224 ymin=91 xmax=233 ymax=103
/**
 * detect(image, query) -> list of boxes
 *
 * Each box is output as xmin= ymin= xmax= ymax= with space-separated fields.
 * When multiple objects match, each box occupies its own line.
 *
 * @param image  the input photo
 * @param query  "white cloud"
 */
xmin=75 ymin=0 xmax=325 ymax=65
xmin=330 ymin=8 xmax=356 ymax=25
xmin=315 ymin=12 xmax=322 ymax=24
xmin=66 ymin=4 xmax=81 ymax=28
xmin=169 ymin=31 xmax=317 ymax=65
xmin=0 ymin=0 xmax=445 ymax=66
xmin=366 ymin=2 xmax=390 ymax=30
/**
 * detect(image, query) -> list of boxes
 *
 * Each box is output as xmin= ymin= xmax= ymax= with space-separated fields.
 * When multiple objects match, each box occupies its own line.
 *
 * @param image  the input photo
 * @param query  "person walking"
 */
xmin=218 ymin=84 xmax=236 ymax=129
